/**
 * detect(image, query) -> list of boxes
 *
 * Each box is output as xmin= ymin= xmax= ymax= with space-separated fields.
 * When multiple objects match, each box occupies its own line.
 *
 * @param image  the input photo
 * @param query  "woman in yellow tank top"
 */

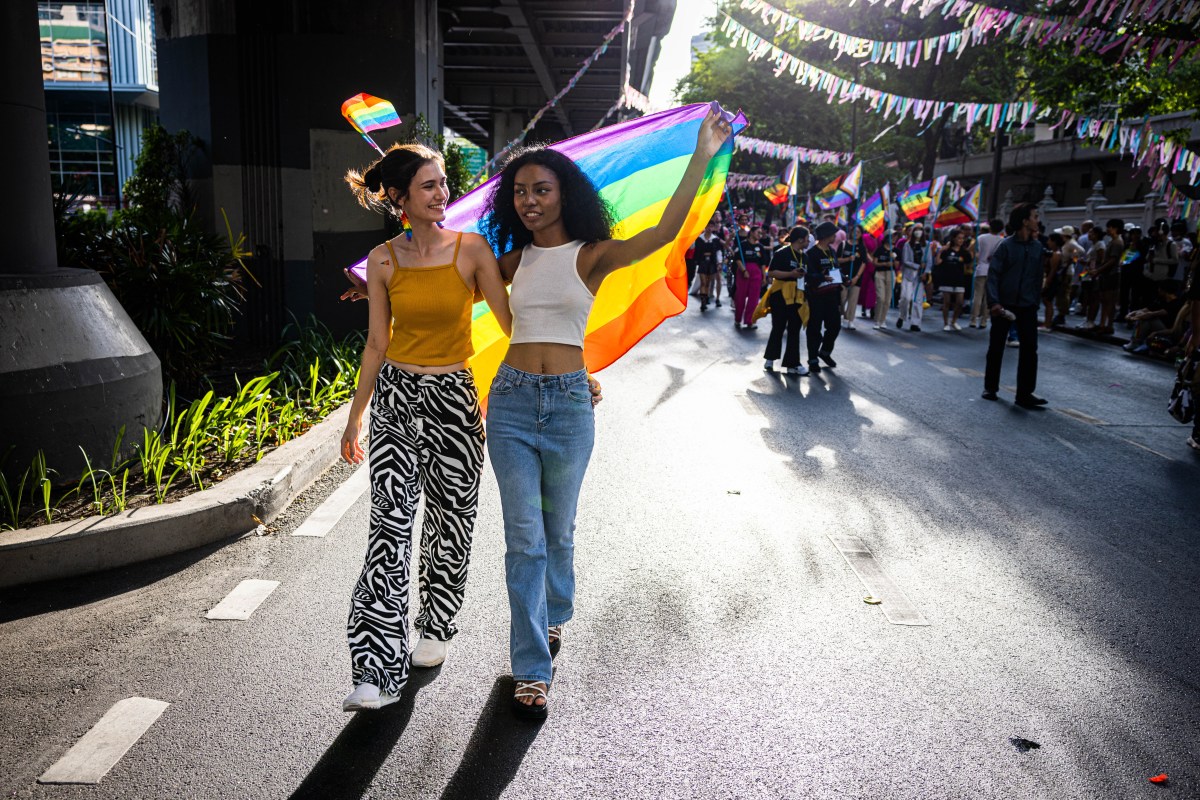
xmin=338 ymin=143 xmax=512 ymax=712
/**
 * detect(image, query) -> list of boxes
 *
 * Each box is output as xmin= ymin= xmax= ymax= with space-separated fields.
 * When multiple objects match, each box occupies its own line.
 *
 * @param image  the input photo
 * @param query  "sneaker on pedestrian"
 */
xmin=411 ymin=637 xmax=448 ymax=668
xmin=952 ymin=322 xmax=962 ymax=331
xmin=896 ymin=317 xmax=904 ymax=329
xmin=910 ymin=325 xmax=921 ymax=332
xmin=818 ymin=351 xmax=837 ymax=368
xmin=343 ymin=683 xmax=400 ymax=712
xmin=1132 ymin=343 xmax=1150 ymax=354
xmin=715 ymin=299 xmax=722 ymax=307
xmin=808 ymin=360 xmax=821 ymax=373
xmin=1006 ymin=338 xmax=1019 ymax=348
xmin=786 ymin=364 xmax=809 ymax=376
xmin=763 ymin=359 xmax=774 ymax=372
xmin=943 ymin=324 xmax=952 ymax=332
xmin=845 ymin=322 xmax=856 ymax=330
xmin=733 ymin=321 xmax=741 ymax=329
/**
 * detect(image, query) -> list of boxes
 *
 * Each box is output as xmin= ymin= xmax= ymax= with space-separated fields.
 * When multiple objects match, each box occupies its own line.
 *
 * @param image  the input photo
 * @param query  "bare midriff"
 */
xmin=384 ymin=358 xmax=467 ymax=374
xmin=503 ymin=342 xmax=585 ymax=375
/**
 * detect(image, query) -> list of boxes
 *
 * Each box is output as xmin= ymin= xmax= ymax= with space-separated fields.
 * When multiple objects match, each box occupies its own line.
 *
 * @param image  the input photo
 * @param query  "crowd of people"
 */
xmin=685 ymin=203 xmax=1200 ymax=449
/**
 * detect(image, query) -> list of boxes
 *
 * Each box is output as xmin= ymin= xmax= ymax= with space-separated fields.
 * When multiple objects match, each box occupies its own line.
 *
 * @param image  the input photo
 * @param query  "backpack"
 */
xmin=1168 ymin=350 xmax=1198 ymax=424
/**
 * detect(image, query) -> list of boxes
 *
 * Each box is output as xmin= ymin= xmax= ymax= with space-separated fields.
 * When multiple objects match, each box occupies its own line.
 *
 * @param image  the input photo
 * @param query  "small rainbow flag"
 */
xmin=897 ymin=179 xmax=935 ymax=220
xmin=855 ymin=184 xmax=890 ymax=239
xmin=349 ymin=103 xmax=746 ymax=406
xmin=341 ymin=93 xmax=401 ymax=154
xmin=814 ymin=161 xmax=862 ymax=210
xmin=934 ymin=183 xmax=982 ymax=229
xmin=764 ymin=183 xmax=790 ymax=206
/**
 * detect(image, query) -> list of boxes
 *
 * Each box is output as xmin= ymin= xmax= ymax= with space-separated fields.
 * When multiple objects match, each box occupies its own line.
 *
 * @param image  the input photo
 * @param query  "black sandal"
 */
xmin=548 ymin=625 xmax=563 ymax=658
xmin=512 ymin=681 xmax=548 ymax=720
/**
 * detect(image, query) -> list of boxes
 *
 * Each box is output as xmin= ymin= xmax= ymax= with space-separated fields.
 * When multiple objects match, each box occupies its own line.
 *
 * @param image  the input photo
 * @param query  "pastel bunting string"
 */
xmin=720 ymin=13 xmax=1044 ymax=132
xmin=728 ymin=172 xmax=783 ymax=189
xmin=735 ymin=134 xmax=855 ymax=164
xmin=828 ymin=0 xmax=1200 ymax=68
xmin=1045 ymin=0 xmax=1200 ymax=26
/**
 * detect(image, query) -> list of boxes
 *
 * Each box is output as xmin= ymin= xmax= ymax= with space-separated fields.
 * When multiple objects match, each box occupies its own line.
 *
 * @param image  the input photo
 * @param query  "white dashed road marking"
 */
xmin=39 ymin=697 xmax=169 ymax=785
xmin=206 ymin=579 xmax=280 ymax=620
xmin=829 ymin=535 xmax=929 ymax=626
xmin=292 ymin=464 xmax=369 ymax=537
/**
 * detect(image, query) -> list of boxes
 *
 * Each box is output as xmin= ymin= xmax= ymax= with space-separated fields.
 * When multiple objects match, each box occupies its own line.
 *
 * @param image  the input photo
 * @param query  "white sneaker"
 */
xmin=952 ymin=322 xmax=962 ymax=331
xmin=411 ymin=637 xmax=447 ymax=668
xmin=343 ymin=683 xmax=399 ymax=712
xmin=786 ymin=364 xmax=809 ymax=376
xmin=943 ymin=324 xmax=952 ymax=331
xmin=845 ymin=323 xmax=856 ymax=330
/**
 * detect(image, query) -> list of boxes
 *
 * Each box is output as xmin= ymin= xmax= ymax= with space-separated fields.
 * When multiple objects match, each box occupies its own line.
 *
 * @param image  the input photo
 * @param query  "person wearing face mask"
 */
xmin=733 ymin=226 xmax=768 ymax=329
xmin=898 ymin=223 xmax=936 ymax=331
xmin=481 ymin=109 xmax=731 ymax=719
xmin=338 ymin=144 xmax=514 ymax=712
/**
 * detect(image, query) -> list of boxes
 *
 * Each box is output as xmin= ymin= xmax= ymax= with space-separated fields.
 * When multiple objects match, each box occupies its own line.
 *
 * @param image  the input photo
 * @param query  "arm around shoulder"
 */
xmin=464 ymin=234 xmax=512 ymax=337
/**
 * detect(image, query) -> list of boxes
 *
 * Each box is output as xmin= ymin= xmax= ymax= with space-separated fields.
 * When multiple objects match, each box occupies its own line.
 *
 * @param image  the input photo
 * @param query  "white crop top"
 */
xmin=508 ymin=240 xmax=595 ymax=346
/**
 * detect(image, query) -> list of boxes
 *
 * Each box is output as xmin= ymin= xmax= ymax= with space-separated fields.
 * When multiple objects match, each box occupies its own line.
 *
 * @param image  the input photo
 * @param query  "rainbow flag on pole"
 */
xmin=855 ymin=184 xmax=890 ymax=239
xmin=934 ymin=182 xmax=982 ymax=228
xmin=814 ymin=161 xmax=862 ymax=210
xmin=341 ymin=93 xmax=401 ymax=154
xmin=897 ymin=179 xmax=939 ymax=220
xmin=349 ymin=103 xmax=746 ymax=405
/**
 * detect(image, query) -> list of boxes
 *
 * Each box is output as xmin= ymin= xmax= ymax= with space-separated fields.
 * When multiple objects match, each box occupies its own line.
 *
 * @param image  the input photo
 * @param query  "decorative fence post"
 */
xmin=1084 ymin=181 xmax=1108 ymax=224
xmin=1000 ymin=189 xmax=1014 ymax=221
xmin=1141 ymin=190 xmax=1160 ymax=234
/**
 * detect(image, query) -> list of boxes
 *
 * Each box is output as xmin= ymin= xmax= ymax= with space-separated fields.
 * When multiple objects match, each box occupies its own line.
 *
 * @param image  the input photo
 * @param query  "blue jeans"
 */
xmin=486 ymin=364 xmax=595 ymax=684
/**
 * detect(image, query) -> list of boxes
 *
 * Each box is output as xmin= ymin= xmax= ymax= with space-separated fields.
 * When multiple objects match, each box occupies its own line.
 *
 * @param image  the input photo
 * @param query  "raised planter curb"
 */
xmin=0 ymin=404 xmax=352 ymax=589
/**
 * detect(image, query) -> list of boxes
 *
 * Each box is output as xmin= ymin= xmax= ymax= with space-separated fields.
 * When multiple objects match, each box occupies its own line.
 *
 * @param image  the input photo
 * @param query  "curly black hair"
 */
xmin=482 ymin=145 xmax=615 ymax=254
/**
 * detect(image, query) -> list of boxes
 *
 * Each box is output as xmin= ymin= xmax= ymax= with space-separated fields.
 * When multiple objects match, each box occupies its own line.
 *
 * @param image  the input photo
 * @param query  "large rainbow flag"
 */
xmin=897 ymin=176 xmax=946 ymax=221
xmin=855 ymin=184 xmax=890 ymax=239
xmin=349 ymin=103 xmax=746 ymax=404
xmin=933 ymin=182 xmax=981 ymax=229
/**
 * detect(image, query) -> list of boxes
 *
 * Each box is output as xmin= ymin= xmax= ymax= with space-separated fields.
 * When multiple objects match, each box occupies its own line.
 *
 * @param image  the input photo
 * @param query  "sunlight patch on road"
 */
xmin=805 ymin=444 xmax=838 ymax=469
xmin=887 ymin=353 xmax=904 ymax=367
xmin=848 ymin=392 xmax=909 ymax=436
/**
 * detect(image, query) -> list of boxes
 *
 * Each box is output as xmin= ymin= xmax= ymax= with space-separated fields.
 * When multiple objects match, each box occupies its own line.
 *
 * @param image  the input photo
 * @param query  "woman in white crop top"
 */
xmin=480 ymin=107 xmax=731 ymax=719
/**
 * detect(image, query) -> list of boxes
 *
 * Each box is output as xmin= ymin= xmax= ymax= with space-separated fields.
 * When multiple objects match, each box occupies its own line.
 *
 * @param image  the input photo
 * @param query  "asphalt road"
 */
xmin=2 ymin=299 xmax=1198 ymax=800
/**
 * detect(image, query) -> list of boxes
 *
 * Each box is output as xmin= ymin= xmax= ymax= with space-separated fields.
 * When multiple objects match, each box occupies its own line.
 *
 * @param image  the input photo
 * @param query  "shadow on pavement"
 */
xmin=0 ymin=538 xmax=231 ymax=623
xmin=287 ymin=668 xmax=440 ymax=800
xmin=439 ymin=676 xmax=543 ymax=800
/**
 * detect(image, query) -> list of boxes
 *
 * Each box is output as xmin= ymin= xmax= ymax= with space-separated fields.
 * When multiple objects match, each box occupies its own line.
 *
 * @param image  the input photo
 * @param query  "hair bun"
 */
xmin=362 ymin=164 xmax=383 ymax=193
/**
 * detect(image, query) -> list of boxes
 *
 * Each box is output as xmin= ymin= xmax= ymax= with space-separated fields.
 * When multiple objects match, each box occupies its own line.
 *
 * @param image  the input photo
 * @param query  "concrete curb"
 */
xmin=0 ymin=404 xmax=353 ymax=588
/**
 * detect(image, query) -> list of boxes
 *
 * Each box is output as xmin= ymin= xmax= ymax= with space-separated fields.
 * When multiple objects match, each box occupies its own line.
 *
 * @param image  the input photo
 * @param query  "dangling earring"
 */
xmin=399 ymin=208 xmax=412 ymax=241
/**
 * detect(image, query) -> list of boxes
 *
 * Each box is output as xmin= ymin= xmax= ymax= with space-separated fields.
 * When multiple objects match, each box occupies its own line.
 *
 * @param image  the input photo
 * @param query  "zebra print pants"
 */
xmin=347 ymin=363 xmax=485 ymax=695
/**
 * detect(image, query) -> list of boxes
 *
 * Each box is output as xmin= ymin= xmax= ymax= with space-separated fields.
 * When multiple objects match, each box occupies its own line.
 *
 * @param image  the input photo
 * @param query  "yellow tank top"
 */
xmin=383 ymin=233 xmax=475 ymax=366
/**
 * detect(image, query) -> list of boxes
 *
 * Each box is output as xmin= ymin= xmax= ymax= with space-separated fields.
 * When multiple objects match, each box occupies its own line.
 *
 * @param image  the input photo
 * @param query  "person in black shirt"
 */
xmin=763 ymin=226 xmax=809 ymax=375
xmin=805 ymin=221 xmax=844 ymax=373
xmin=692 ymin=220 xmax=724 ymax=312
xmin=872 ymin=238 xmax=900 ymax=329
xmin=933 ymin=227 xmax=973 ymax=331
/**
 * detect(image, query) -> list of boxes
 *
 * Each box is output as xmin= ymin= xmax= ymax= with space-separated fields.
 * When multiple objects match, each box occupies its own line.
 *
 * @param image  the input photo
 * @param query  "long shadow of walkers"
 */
xmin=288 ymin=668 xmax=441 ymax=800
xmin=439 ymin=676 xmax=543 ymax=800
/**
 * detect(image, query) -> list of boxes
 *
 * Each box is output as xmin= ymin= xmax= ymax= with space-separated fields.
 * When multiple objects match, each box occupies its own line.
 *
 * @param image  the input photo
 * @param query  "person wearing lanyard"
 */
xmin=805 ymin=221 xmax=844 ymax=373
xmin=872 ymin=237 xmax=899 ymax=330
xmin=763 ymin=226 xmax=810 ymax=375
xmin=840 ymin=225 xmax=871 ymax=330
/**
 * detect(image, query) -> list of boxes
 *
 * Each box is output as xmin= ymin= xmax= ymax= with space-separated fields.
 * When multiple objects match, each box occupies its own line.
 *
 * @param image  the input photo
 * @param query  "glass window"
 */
xmin=39 ymin=1 xmax=109 ymax=83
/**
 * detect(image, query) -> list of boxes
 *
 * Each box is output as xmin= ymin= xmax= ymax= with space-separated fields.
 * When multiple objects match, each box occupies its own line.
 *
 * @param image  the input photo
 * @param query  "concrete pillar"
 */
xmin=0 ymin=3 xmax=161 ymax=481
xmin=1038 ymin=185 xmax=1058 ymax=213
xmin=1000 ymin=189 xmax=1014 ymax=221
xmin=1084 ymin=181 xmax=1108 ymax=224
xmin=155 ymin=0 xmax=443 ymax=342
xmin=1142 ymin=191 xmax=1160 ymax=234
